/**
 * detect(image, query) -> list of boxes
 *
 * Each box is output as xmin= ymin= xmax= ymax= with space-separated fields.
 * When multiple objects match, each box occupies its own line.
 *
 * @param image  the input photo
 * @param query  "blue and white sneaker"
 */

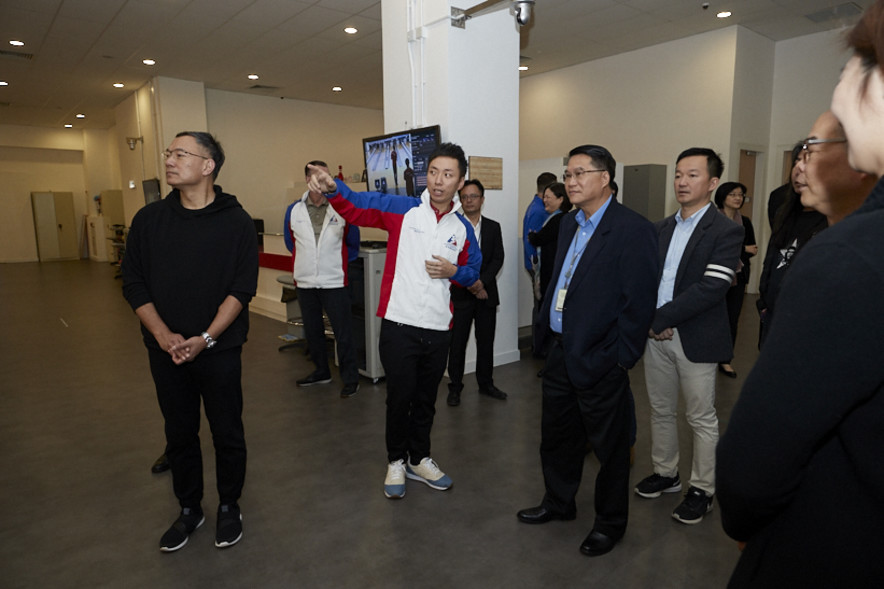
xmin=384 ymin=459 xmax=406 ymax=499
xmin=405 ymin=457 xmax=452 ymax=491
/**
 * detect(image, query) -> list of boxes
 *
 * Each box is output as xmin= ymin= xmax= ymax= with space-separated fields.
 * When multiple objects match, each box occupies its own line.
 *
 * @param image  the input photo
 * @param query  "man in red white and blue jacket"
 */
xmin=308 ymin=142 xmax=481 ymax=500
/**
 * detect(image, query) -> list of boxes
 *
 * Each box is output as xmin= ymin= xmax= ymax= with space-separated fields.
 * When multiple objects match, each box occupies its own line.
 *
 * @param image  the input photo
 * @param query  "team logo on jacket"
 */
xmin=329 ymin=216 xmax=339 ymax=225
xmin=445 ymin=234 xmax=458 ymax=251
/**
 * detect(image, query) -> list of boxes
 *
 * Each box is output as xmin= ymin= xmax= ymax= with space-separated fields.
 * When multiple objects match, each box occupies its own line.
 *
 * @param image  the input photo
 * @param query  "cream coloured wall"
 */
xmin=205 ymin=89 xmax=383 ymax=236
xmin=0 ymin=126 xmax=89 ymax=262
xmin=520 ymin=27 xmax=739 ymax=218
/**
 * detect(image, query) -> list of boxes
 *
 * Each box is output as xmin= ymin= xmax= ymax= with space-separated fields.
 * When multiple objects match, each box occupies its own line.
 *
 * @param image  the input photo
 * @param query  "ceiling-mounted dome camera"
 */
xmin=513 ymin=0 xmax=535 ymax=26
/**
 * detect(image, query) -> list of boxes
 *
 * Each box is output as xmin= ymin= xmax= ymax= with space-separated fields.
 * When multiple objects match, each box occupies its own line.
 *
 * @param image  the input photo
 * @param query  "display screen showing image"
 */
xmin=362 ymin=125 xmax=441 ymax=196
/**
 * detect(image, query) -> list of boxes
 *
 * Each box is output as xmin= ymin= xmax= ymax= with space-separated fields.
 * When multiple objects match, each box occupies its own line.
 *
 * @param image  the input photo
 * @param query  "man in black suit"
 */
xmin=447 ymin=179 xmax=506 ymax=406
xmin=517 ymin=145 xmax=658 ymax=557
xmin=635 ymin=148 xmax=743 ymax=525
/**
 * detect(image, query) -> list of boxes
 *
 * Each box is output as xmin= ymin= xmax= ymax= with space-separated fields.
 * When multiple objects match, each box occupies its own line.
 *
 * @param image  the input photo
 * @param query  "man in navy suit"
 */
xmin=634 ymin=148 xmax=743 ymax=525
xmin=447 ymin=179 xmax=506 ymax=406
xmin=517 ymin=145 xmax=658 ymax=557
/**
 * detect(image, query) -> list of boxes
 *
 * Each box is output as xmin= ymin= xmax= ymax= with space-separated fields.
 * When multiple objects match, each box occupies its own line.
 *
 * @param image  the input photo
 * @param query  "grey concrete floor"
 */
xmin=0 ymin=260 xmax=755 ymax=588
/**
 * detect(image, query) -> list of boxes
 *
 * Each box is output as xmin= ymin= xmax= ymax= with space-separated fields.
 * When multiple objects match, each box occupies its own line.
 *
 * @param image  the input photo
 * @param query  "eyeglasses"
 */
xmin=799 ymin=137 xmax=846 ymax=163
xmin=162 ymin=148 xmax=209 ymax=161
xmin=460 ymin=193 xmax=482 ymax=200
xmin=562 ymin=169 xmax=605 ymax=182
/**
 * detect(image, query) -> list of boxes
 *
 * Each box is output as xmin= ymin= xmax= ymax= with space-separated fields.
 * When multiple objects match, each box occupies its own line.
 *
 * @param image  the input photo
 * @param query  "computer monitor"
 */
xmin=142 ymin=178 xmax=162 ymax=205
xmin=362 ymin=125 xmax=441 ymax=197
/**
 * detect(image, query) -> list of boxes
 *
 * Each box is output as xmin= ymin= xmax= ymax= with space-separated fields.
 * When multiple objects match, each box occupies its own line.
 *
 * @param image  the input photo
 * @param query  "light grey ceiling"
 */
xmin=0 ymin=0 xmax=869 ymax=130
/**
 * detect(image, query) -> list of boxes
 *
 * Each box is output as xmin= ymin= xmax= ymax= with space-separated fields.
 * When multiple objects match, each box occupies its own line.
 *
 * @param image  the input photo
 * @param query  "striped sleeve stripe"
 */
xmin=705 ymin=263 xmax=736 ymax=282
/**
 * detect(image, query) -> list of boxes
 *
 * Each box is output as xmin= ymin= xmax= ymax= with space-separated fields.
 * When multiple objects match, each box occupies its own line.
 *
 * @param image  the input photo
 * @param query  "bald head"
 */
xmin=799 ymin=111 xmax=877 ymax=225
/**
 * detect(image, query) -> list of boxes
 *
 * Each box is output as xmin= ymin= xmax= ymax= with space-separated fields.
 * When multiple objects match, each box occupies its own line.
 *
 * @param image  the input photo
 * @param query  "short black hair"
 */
xmin=714 ymin=181 xmax=748 ymax=209
xmin=460 ymin=178 xmax=485 ymax=197
xmin=305 ymin=160 xmax=328 ymax=176
xmin=176 ymin=131 xmax=225 ymax=179
xmin=537 ymin=172 xmax=557 ymax=193
xmin=428 ymin=142 xmax=467 ymax=178
xmin=676 ymin=147 xmax=724 ymax=179
xmin=568 ymin=144 xmax=616 ymax=186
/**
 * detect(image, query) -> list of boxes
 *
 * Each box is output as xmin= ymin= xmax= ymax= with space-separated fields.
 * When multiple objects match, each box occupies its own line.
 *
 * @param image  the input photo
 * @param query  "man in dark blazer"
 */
xmin=517 ymin=145 xmax=658 ymax=557
xmin=447 ymin=179 xmax=506 ymax=406
xmin=635 ymin=148 xmax=743 ymax=525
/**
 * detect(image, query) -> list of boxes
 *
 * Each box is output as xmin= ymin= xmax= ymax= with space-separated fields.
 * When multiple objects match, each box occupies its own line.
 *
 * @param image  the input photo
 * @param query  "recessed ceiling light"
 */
xmin=518 ymin=65 xmax=528 ymax=71
xmin=143 ymin=59 xmax=156 ymax=66
xmin=76 ymin=113 xmax=85 ymax=118
xmin=717 ymin=11 xmax=731 ymax=18
xmin=9 ymin=40 xmax=24 ymax=47
xmin=65 ymin=124 xmax=73 ymax=128
xmin=0 ymin=81 xmax=8 ymax=86
xmin=248 ymin=74 xmax=259 ymax=80
xmin=113 ymin=83 xmax=124 ymax=88
xmin=332 ymin=86 xmax=342 ymax=92
xmin=344 ymin=27 xmax=358 ymax=34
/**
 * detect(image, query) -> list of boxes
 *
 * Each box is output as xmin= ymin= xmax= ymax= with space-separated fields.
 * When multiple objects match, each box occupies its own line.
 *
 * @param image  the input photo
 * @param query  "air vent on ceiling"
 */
xmin=805 ymin=2 xmax=862 ymax=24
xmin=248 ymin=84 xmax=281 ymax=91
xmin=0 ymin=49 xmax=34 ymax=61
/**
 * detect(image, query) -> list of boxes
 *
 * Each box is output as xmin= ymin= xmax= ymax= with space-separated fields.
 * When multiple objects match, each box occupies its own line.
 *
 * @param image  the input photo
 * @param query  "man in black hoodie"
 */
xmin=122 ymin=131 xmax=258 ymax=553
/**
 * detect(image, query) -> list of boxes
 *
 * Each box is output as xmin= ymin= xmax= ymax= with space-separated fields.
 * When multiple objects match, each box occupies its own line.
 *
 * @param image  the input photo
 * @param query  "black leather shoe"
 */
xmin=580 ymin=529 xmax=618 ymax=557
xmin=479 ymin=385 xmax=507 ymax=400
xmin=517 ymin=505 xmax=576 ymax=524
xmin=151 ymin=453 xmax=170 ymax=474
xmin=447 ymin=391 xmax=461 ymax=406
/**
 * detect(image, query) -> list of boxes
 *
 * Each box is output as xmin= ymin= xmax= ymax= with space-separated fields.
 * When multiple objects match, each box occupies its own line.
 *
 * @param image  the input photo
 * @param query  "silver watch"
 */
xmin=201 ymin=331 xmax=217 ymax=349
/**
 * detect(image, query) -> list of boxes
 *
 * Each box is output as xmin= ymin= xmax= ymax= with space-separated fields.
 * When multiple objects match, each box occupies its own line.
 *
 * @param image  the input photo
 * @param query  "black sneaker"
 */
xmin=634 ymin=472 xmax=682 ymax=498
xmin=215 ymin=503 xmax=243 ymax=548
xmin=159 ymin=507 xmax=204 ymax=552
xmin=672 ymin=486 xmax=713 ymax=524
xmin=340 ymin=383 xmax=359 ymax=398
xmin=479 ymin=385 xmax=507 ymax=400
xmin=297 ymin=371 xmax=332 ymax=387
xmin=447 ymin=390 xmax=461 ymax=406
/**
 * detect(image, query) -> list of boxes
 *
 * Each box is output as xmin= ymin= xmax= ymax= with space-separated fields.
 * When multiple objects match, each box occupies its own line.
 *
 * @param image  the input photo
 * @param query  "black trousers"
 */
xmin=379 ymin=320 xmax=450 ymax=464
xmin=148 ymin=346 xmax=246 ymax=509
xmin=540 ymin=340 xmax=631 ymax=539
xmin=725 ymin=277 xmax=747 ymax=356
xmin=296 ymin=286 xmax=359 ymax=386
xmin=447 ymin=298 xmax=496 ymax=392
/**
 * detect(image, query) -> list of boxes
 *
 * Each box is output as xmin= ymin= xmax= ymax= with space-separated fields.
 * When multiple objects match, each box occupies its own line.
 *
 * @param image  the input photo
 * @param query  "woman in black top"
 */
xmin=528 ymin=182 xmax=572 ymax=303
xmin=713 ymin=182 xmax=757 ymax=378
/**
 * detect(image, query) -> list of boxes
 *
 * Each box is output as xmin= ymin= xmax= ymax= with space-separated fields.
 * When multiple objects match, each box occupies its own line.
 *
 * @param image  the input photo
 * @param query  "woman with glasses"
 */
xmin=712 ymin=182 xmax=757 ymax=378
xmin=717 ymin=2 xmax=884 ymax=586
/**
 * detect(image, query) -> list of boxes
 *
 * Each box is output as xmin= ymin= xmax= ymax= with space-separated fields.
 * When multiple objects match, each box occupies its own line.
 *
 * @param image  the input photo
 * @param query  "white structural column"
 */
xmin=382 ymin=0 xmax=521 ymax=370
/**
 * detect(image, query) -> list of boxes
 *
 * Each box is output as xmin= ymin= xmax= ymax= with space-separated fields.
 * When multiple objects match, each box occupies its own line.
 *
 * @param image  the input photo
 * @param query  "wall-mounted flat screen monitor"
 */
xmin=142 ymin=178 xmax=162 ymax=205
xmin=362 ymin=125 xmax=441 ymax=196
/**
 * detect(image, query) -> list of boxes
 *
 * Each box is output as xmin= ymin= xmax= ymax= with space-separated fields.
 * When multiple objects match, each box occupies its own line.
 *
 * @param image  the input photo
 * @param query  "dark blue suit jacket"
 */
xmin=651 ymin=205 xmax=744 ymax=363
xmin=451 ymin=216 xmax=503 ymax=307
xmin=536 ymin=199 xmax=659 ymax=390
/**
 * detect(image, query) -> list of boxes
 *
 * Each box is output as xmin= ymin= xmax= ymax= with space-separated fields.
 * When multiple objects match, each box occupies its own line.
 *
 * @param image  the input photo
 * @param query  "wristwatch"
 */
xmin=201 ymin=331 xmax=217 ymax=349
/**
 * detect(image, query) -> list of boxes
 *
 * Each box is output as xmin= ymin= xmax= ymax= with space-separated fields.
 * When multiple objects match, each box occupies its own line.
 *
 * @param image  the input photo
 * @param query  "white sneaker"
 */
xmin=405 ymin=457 xmax=452 ymax=490
xmin=384 ymin=459 xmax=406 ymax=499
